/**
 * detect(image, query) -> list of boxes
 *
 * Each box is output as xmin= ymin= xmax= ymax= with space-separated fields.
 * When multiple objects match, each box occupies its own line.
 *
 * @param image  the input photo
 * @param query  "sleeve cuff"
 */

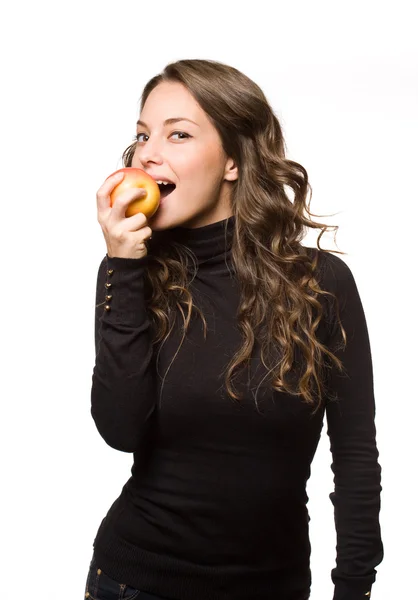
xmin=98 ymin=254 xmax=150 ymax=325
xmin=333 ymin=581 xmax=373 ymax=600
xmin=106 ymin=253 xmax=150 ymax=270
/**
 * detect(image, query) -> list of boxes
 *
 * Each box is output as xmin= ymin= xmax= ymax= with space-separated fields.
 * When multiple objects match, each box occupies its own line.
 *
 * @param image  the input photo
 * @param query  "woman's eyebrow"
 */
xmin=136 ymin=117 xmax=200 ymax=128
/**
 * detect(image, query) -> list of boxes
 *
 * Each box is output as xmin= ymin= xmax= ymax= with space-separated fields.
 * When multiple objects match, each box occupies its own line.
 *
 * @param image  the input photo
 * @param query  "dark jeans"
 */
xmin=84 ymin=553 xmax=169 ymax=600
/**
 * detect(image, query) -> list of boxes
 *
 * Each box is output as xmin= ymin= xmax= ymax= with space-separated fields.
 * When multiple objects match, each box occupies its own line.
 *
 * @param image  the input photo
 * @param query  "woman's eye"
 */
xmin=133 ymin=133 xmax=148 ymax=143
xmin=133 ymin=131 xmax=190 ymax=143
xmin=170 ymin=131 xmax=190 ymax=140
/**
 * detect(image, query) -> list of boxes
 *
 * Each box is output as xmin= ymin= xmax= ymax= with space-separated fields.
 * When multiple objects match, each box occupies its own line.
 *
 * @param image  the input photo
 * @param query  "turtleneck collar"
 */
xmin=149 ymin=215 xmax=236 ymax=270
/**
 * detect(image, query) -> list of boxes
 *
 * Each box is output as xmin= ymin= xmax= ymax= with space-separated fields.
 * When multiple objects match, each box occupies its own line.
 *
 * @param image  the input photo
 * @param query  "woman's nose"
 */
xmin=137 ymin=138 xmax=164 ymax=165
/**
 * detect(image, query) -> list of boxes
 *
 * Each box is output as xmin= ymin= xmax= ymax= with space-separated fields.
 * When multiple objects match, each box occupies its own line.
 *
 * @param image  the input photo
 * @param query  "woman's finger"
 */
xmin=109 ymin=187 xmax=148 ymax=222
xmin=96 ymin=171 xmax=125 ymax=216
xmin=122 ymin=211 xmax=152 ymax=234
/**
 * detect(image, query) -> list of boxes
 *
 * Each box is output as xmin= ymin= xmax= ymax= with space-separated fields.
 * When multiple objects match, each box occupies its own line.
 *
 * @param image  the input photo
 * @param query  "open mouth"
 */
xmin=158 ymin=183 xmax=176 ymax=200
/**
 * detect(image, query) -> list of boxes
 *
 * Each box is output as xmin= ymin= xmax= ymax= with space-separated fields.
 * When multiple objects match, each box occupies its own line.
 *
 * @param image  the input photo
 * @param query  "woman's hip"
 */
xmin=84 ymin=552 xmax=170 ymax=600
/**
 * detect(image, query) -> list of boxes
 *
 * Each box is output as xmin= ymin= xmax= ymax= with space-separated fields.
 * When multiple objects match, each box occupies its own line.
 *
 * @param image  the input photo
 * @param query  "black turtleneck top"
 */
xmin=90 ymin=215 xmax=383 ymax=600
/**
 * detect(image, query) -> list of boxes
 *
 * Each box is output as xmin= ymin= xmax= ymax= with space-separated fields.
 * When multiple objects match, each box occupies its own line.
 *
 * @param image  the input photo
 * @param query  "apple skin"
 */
xmin=107 ymin=167 xmax=161 ymax=218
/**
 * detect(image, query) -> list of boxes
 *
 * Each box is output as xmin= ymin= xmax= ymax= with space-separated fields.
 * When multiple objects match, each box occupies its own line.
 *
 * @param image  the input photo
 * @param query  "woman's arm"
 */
xmin=91 ymin=254 xmax=157 ymax=452
xmin=321 ymin=251 xmax=384 ymax=600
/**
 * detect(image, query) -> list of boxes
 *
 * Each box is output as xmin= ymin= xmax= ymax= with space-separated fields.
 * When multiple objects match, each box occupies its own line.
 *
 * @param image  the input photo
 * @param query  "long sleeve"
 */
xmin=91 ymin=254 xmax=157 ymax=452
xmin=321 ymin=252 xmax=383 ymax=600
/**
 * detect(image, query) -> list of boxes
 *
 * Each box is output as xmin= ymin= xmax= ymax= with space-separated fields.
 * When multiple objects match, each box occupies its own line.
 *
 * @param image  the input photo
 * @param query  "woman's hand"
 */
xmin=96 ymin=171 xmax=153 ymax=259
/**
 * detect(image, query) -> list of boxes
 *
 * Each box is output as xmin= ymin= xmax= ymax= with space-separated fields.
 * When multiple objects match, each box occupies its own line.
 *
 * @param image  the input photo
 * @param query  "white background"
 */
xmin=1 ymin=1 xmax=416 ymax=598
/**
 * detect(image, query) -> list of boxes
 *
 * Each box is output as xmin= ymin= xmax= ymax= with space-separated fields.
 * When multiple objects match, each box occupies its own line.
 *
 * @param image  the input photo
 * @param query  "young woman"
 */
xmin=85 ymin=59 xmax=383 ymax=600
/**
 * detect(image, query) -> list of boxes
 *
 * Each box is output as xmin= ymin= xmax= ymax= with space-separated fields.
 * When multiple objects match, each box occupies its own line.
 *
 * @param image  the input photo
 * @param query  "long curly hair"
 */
xmin=120 ymin=58 xmax=346 ymax=416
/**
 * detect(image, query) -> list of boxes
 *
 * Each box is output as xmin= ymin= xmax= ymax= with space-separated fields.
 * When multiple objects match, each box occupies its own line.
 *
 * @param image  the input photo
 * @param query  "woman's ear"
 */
xmin=224 ymin=157 xmax=238 ymax=182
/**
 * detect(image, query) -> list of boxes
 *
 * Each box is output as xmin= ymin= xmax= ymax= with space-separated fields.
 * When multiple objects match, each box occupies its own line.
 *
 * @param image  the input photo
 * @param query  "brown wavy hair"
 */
xmin=120 ymin=58 xmax=346 ymax=415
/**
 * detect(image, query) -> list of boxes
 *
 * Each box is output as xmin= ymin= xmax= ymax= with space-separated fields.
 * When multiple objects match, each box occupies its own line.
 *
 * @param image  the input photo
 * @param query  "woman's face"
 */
xmin=131 ymin=81 xmax=238 ymax=230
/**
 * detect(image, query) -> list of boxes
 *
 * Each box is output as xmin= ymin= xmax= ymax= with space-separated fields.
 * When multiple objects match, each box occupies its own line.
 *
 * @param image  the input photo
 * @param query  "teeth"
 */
xmin=156 ymin=180 xmax=171 ymax=185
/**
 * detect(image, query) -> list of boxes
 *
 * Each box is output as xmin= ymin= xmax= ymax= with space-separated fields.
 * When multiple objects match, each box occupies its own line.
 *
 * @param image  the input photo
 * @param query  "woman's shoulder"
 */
xmin=302 ymin=245 xmax=355 ymax=292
